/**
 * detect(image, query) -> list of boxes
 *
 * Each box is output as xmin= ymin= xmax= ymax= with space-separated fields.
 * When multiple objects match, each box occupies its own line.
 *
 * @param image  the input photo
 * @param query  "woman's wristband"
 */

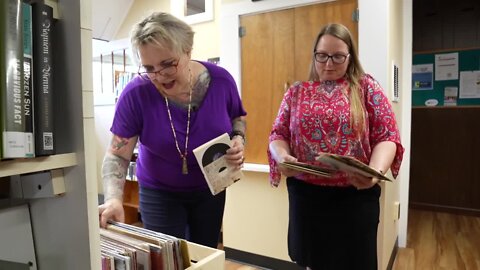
xmin=230 ymin=130 xmax=246 ymax=145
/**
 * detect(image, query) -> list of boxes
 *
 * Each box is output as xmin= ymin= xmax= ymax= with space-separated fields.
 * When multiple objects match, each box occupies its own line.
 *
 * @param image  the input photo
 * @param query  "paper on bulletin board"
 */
xmin=412 ymin=64 xmax=433 ymax=90
xmin=459 ymin=71 xmax=480 ymax=99
xmin=435 ymin=52 xmax=458 ymax=81
xmin=444 ymin=86 xmax=458 ymax=106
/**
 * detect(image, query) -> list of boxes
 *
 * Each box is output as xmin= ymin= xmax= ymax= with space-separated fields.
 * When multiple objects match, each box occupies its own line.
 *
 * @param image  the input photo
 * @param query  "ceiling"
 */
xmin=92 ymin=0 xmax=134 ymax=41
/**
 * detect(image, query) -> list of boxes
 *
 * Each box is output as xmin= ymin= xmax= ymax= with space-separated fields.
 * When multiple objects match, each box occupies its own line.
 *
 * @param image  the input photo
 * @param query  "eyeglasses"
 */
xmin=137 ymin=61 xmax=179 ymax=80
xmin=314 ymin=52 xmax=350 ymax=64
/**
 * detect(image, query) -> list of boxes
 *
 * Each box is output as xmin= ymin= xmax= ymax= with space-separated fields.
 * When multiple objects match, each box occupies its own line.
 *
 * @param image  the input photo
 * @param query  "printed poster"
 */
xmin=412 ymin=64 xmax=433 ymax=90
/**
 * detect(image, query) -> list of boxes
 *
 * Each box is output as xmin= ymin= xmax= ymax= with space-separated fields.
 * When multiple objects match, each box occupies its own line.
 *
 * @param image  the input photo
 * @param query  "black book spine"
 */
xmin=0 ymin=0 xmax=25 ymax=159
xmin=32 ymin=2 xmax=54 ymax=156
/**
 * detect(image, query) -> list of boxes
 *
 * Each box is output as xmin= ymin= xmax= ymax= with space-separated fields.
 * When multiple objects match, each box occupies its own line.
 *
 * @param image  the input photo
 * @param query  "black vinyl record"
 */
xmin=201 ymin=143 xmax=230 ymax=167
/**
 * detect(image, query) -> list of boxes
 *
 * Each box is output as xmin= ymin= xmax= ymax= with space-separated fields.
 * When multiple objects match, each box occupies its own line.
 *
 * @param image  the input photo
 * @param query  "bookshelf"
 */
xmin=1 ymin=0 xmax=101 ymax=269
xmin=0 ymin=153 xmax=77 ymax=178
xmin=123 ymin=180 xmax=140 ymax=224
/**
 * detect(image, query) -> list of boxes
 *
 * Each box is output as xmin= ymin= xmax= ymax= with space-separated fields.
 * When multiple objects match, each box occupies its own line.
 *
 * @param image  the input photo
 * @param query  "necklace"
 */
xmin=165 ymin=68 xmax=193 ymax=174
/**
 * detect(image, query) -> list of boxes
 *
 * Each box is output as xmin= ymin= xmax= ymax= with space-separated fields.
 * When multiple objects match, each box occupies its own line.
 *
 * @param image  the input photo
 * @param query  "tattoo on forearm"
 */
xmin=232 ymin=118 xmax=246 ymax=133
xmin=111 ymin=136 xmax=129 ymax=151
xmin=102 ymin=153 xmax=129 ymax=201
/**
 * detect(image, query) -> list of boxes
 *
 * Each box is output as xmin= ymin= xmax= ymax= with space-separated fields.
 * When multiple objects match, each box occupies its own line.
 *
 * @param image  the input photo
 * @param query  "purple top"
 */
xmin=111 ymin=61 xmax=247 ymax=191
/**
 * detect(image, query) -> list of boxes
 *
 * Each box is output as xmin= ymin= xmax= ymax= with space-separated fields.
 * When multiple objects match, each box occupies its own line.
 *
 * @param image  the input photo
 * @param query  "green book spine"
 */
xmin=0 ymin=0 xmax=25 ymax=159
xmin=23 ymin=1 xmax=34 ymax=157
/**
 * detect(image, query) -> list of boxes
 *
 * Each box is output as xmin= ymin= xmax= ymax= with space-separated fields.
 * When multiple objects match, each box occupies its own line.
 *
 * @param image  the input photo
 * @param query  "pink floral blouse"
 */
xmin=268 ymin=74 xmax=404 ymax=187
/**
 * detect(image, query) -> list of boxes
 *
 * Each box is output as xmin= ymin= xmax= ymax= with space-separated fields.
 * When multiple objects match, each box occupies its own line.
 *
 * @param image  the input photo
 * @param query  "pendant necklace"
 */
xmin=165 ymin=67 xmax=193 ymax=175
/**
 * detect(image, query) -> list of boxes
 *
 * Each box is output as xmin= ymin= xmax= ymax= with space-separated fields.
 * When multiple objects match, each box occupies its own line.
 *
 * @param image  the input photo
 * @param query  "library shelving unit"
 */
xmin=1 ymin=0 xmax=101 ymax=269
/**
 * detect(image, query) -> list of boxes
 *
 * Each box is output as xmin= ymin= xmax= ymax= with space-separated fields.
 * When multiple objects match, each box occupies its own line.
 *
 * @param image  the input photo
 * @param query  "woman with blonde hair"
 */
xmin=268 ymin=23 xmax=404 ymax=269
xmin=99 ymin=12 xmax=247 ymax=248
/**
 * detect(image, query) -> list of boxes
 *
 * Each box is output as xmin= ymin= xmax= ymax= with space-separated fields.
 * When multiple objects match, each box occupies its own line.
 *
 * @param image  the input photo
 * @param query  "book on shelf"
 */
xmin=32 ymin=1 xmax=54 ymax=156
xmin=193 ymin=133 xmax=243 ymax=195
xmin=22 ymin=1 xmax=34 ymax=157
xmin=1 ymin=0 xmax=26 ymax=159
xmin=316 ymin=153 xmax=393 ymax=182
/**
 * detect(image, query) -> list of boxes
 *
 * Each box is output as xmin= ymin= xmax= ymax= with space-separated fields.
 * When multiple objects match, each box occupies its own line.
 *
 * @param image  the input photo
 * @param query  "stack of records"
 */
xmin=281 ymin=161 xmax=334 ymax=177
xmin=316 ymin=153 xmax=393 ymax=181
xmin=100 ymin=221 xmax=190 ymax=270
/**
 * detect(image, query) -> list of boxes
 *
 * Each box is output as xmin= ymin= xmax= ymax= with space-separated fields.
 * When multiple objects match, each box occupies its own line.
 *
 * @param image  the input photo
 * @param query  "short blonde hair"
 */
xmin=130 ymin=12 xmax=194 ymax=62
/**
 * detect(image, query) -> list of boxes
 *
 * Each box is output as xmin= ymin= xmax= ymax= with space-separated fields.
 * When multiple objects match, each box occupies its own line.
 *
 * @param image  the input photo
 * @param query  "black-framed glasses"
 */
xmin=137 ymin=61 xmax=179 ymax=80
xmin=314 ymin=52 xmax=350 ymax=64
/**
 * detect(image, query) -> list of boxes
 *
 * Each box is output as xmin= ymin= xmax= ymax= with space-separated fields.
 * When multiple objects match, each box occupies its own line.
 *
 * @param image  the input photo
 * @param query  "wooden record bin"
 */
xmin=120 ymin=150 xmax=225 ymax=269
xmin=185 ymin=241 xmax=225 ymax=270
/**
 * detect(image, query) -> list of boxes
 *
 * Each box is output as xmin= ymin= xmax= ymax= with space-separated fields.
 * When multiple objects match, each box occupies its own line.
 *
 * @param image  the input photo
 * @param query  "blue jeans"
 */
xmin=139 ymin=186 xmax=225 ymax=248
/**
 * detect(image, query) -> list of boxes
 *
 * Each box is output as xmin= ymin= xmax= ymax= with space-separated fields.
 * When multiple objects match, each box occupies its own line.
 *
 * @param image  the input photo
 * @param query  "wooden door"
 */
xmin=240 ymin=0 xmax=358 ymax=164
xmin=294 ymin=0 xmax=358 ymax=80
xmin=240 ymin=9 xmax=295 ymax=164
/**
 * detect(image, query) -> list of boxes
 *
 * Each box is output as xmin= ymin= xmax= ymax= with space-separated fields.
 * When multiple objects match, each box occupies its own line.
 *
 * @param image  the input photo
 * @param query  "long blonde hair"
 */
xmin=308 ymin=23 xmax=366 ymax=135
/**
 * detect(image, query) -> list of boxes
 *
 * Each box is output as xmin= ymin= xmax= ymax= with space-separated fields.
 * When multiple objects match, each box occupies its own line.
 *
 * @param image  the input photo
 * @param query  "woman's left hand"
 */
xmin=348 ymin=173 xmax=380 ymax=190
xmin=225 ymin=136 xmax=245 ymax=170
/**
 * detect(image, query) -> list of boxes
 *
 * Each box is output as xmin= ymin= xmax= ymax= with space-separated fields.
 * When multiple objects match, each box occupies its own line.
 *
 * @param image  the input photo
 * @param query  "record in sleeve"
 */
xmin=201 ymin=143 xmax=230 ymax=172
xmin=193 ymin=133 xmax=244 ymax=195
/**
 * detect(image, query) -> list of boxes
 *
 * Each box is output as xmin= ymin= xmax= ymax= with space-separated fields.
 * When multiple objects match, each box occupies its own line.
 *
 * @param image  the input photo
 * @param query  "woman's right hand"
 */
xmin=98 ymin=198 xmax=125 ymax=228
xmin=277 ymin=154 xmax=300 ymax=177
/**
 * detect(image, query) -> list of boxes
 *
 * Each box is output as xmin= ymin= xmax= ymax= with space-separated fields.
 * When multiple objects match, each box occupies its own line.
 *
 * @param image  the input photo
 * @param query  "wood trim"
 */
xmin=412 ymin=105 xmax=480 ymax=109
xmin=387 ymin=238 xmax=398 ymax=270
xmin=409 ymin=203 xmax=480 ymax=217
xmin=413 ymin=46 xmax=480 ymax=55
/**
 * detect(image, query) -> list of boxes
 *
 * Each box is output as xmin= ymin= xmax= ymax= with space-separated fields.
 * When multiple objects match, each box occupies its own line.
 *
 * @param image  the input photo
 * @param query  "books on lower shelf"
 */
xmin=32 ymin=2 xmax=54 ymax=156
xmin=22 ymin=2 xmax=34 ymax=158
xmin=1 ymin=0 xmax=26 ymax=159
xmin=193 ymin=133 xmax=243 ymax=195
xmin=1 ymin=0 xmax=55 ymax=159
xmin=101 ymin=221 xmax=225 ymax=270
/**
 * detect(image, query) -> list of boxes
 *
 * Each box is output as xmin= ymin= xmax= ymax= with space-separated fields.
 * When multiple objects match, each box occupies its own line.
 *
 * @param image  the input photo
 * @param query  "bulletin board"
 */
xmin=412 ymin=49 xmax=480 ymax=106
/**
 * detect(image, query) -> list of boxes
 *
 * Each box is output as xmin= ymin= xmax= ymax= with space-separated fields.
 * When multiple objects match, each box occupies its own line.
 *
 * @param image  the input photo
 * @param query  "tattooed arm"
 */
xmin=98 ymin=134 xmax=138 ymax=227
xmin=231 ymin=116 xmax=246 ymax=140
xmin=226 ymin=116 xmax=246 ymax=169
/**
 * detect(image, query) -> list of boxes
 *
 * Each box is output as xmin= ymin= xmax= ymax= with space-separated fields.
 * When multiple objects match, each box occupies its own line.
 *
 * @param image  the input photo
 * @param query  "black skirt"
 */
xmin=287 ymin=177 xmax=381 ymax=270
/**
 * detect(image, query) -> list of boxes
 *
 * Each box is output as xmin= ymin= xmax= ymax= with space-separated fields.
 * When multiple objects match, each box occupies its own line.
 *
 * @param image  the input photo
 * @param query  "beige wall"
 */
xmin=114 ymin=0 xmax=222 ymax=61
xmin=377 ymin=1 xmax=404 ymax=269
xmin=224 ymin=171 xmax=291 ymax=261
xmin=114 ymin=0 xmax=170 ymax=40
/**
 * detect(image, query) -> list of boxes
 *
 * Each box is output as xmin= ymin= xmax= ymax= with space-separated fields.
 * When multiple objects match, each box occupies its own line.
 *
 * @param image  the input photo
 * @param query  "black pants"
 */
xmin=139 ymin=186 xmax=225 ymax=248
xmin=287 ymin=177 xmax=380 ymax=270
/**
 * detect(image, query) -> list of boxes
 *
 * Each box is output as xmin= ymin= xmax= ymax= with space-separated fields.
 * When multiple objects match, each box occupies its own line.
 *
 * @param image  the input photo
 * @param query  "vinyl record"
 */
xmin=202 ymin=143 xmax=230 ymax=167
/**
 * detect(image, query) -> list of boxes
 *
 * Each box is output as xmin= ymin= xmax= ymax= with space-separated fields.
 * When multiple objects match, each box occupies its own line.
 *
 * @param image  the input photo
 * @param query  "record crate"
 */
xmin=185 ymin=241 xmax=225 ymax=269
